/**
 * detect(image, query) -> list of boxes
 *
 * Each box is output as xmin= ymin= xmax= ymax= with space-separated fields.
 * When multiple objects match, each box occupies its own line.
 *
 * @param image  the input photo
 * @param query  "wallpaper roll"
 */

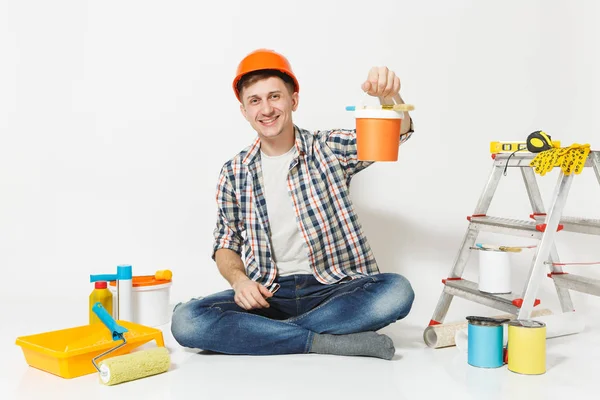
xmin=455 ymin=311 xmax=585 ymax=353
xmin=424 ymin=308 xmax=553 ymax=349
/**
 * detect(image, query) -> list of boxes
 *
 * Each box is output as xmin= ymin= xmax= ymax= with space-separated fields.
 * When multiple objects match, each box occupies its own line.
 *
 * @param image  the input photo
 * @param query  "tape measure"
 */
xmin=527 ymin=131 xmax=557 ymax=153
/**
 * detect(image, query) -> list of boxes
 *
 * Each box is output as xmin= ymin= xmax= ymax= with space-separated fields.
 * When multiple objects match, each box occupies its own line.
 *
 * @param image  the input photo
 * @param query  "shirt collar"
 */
xmin=242 ymin=125 xmax=308 ymax=166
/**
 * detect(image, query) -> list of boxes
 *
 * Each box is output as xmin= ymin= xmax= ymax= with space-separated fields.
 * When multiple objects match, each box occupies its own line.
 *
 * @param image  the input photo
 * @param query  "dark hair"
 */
xmin=237 ymin=69 xmax=296 ymax=100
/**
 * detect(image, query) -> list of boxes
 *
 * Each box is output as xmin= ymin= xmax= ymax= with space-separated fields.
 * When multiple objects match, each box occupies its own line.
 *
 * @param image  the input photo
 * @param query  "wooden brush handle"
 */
xmin=377 ymin=94 xmax=415 ymax=111
xmin=381 ymin=104 xmax=415 ymax=111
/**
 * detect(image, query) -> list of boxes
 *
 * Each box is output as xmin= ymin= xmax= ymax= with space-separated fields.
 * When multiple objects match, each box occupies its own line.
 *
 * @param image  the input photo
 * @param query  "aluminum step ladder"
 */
xmin=428 ymin=149 xmax=600 ymax=329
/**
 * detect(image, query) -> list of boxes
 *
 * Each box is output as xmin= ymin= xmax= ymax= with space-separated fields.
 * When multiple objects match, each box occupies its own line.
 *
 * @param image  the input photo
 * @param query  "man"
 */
xmin=171 ymin=49 xmax=415 ymax=360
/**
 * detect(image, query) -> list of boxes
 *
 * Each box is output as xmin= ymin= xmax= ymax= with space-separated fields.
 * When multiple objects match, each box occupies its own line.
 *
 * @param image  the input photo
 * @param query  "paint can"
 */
xmin=507 ymin=319 xmax=546 ymax=375
xmin=355 ymin=107 xmax=403 ymax=161
xmin=466 ymin=316 xmax=507 ymax=368
xmin=478 ymin=249 xmax=512 ymax=294
xmin=109 ymin=275 xmax=172 ymax=327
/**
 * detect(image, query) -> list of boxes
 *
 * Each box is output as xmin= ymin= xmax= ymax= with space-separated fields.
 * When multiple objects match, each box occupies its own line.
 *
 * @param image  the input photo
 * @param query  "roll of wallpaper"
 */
xmin=424 ymin=319 xmax=475 ymax=349
xmin=423 ymin=308 xmax=552 ymax=349
xmin=455 ymin=311 xmax=585 ymax=353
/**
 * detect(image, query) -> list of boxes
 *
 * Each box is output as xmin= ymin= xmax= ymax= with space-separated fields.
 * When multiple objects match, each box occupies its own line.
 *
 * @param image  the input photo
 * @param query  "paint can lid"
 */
xmin=508 ymin=319 xmax=546 ymax=328
xmin=466 ymin=316 xmax=510 ymax=326
xmin=109 ymin=274 xmax=172 ymax=287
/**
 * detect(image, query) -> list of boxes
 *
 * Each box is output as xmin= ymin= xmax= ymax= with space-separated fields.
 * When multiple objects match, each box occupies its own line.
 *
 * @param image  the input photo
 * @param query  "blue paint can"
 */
xmin=467 ymin=316 xmax=509 ymax=368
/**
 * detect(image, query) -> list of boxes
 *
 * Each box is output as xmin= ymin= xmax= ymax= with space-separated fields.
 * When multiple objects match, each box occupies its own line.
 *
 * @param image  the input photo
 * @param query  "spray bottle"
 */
xmin=90 ymin=265 xmax=133 ymax=321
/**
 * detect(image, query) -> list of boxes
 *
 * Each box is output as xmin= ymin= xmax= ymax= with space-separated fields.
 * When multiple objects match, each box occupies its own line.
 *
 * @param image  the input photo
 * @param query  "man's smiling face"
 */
xmin=240 ymin=76 xmax=298 ymax=141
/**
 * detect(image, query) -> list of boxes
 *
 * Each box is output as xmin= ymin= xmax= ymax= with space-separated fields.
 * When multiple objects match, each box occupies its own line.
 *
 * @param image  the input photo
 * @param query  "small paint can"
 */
xmin=507 ymin=319 xmax=546 ymax=375
xmin=355 ymin=106 xmax=404 ymax=161
xmin=478 ymin=249 xmax=512 ymax=294
xmin=467 ymin=316 xmax=506 ymax=368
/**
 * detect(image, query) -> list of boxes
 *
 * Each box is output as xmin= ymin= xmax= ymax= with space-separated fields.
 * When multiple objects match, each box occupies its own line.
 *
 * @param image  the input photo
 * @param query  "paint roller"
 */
xmin=91 ymin=302 xmax=170 ymax=385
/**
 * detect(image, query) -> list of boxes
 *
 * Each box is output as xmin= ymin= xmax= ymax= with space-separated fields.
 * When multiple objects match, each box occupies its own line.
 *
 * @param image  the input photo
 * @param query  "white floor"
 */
xmin=2 ymin=295 xmax=598 ymax=400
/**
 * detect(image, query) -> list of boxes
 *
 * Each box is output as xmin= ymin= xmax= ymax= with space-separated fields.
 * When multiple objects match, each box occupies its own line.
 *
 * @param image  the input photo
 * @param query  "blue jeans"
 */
xmin=170 ymin=272 xmax=414 ymax=355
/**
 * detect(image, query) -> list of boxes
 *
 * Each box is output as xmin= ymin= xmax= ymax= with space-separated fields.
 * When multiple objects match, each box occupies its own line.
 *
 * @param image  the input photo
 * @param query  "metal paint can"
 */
xmin=507 ymin=319 xmax=546 ymax=375
xmin=467 ymin=317 xmax=505 ymax=368
xmin=478 ymin=250 xmax=512 ymax=294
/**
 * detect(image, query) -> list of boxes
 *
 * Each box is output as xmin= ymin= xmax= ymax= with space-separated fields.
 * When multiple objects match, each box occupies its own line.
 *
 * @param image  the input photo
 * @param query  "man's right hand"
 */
xmin=232 ymin=278 xmax=273 ymax=310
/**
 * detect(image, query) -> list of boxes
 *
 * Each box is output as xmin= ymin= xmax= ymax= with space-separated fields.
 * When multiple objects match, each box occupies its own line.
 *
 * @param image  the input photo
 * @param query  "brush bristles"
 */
xmin=98 ymin=346 xmax=170 ymax=385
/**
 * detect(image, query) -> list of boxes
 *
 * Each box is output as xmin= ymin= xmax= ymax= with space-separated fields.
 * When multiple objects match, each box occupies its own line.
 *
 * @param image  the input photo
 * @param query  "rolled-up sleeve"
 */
xmin=322 ymin=129 xmax=374 ymax=180
xmin=211 ymin=164 xmax=244 ymax=260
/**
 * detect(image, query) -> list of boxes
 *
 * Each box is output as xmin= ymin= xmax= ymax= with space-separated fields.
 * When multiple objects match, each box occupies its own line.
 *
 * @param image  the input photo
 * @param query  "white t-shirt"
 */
xmin=260 ymin=146 xmax=313 ymax=276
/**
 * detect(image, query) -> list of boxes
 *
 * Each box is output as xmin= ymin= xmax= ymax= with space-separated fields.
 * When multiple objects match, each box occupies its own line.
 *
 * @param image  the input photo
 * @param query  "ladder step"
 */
xmin=550 ymin=273 xmax=600 ymax=296
xmin=443 ymin=278 xmax=528 ymax=315
xmin=531 ymin=214 xmax=600 ymax=236
xmin=467 ymin=216 xmax=560 ymax=238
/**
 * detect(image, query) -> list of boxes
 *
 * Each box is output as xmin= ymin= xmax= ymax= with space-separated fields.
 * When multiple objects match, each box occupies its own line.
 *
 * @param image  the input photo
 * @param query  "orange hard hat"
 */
xmin=233 ymin=49 xmax=299 ymax=102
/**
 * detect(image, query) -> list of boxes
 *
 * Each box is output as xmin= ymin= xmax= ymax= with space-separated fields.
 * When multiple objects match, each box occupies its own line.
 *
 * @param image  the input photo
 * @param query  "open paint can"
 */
xmin=478 ymin=250 xmax=512 ymax=294
xmin=354 ymin=96 xmax=404 ymax=162
xmin=507 ymin=319 xmax=546 ymax=375
xmin=355 ymin=108 xmax=403 ymax=161
xmin=467 ymin=316 xmax=508 ymax=368
xmin=109 ymin=274 xmax=172 ymax=327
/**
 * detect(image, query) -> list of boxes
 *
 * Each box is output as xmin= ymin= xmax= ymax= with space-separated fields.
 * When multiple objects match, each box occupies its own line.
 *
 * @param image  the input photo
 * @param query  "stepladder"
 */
xmin=428 ymin=149 xmax=600 ymax=330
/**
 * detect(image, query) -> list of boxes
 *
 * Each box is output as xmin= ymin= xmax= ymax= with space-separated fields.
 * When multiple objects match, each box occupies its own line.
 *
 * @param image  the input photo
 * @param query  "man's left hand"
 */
xmin=361 ymin=66 xmax=401 ymax=99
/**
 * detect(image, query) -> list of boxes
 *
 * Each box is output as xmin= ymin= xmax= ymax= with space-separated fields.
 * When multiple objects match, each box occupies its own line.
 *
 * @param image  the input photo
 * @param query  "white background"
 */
xmin=2 ymin=0 xmax=599 ymax=331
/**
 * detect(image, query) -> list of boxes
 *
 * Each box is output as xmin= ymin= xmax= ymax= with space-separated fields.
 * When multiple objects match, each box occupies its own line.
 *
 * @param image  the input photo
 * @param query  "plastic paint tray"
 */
xmin=15 ymin=320 xmax=165 ymax=379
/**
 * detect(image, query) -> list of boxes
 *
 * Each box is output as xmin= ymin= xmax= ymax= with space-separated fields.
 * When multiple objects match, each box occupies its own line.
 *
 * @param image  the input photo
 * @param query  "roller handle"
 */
xmin=92 ymin=302 xmax=129 ymax=341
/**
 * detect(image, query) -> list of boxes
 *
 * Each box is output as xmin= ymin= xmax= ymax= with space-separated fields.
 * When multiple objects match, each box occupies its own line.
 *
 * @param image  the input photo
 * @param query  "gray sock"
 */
xmin=309 ymin=331 xmax=396 ymax=360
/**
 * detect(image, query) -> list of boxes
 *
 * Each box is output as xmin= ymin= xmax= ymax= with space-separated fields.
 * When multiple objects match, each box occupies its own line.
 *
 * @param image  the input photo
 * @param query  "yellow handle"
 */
xmin=353 ymin=92 xmax=415 ymax=112
xmin=155 ymin=269 xmax=173 ymax=281
xmin=381 ymin=104 xmax=415 ymax=111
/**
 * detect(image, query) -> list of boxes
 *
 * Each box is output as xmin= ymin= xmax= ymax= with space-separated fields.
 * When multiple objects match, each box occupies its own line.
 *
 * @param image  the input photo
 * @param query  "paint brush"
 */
xmin=472 ymin=243 xmax=537 ymax=253
xmin=345 ymin=104 xmax=415 ymax=112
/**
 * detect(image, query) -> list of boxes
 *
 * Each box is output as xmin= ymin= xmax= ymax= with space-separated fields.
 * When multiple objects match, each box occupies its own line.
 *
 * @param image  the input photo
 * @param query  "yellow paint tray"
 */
xmin=15 ymin=320 xmax=165 ymax=379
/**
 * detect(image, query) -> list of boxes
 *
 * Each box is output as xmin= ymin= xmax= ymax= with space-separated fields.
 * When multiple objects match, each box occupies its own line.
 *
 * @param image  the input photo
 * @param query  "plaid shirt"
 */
xmin=212 ymin=124 xmax=413 ymax=292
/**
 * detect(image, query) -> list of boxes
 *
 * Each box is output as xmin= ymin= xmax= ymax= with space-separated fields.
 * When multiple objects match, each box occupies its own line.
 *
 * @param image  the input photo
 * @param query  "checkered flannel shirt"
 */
xmin=212 ymin=123 xmax=413 ymax=292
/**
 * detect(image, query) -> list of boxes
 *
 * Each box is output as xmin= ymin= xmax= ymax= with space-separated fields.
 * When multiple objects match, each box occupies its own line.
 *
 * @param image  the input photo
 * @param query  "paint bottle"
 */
xmin=116 ymin=265 xmax=133 ymax=321
xmin=90 ymin=264 xmax=133 ymax=321
xmin=467 ymin=316 xmax=508 ymax=368
xmin=507 ymin=320 xmax=546 ymax=375
xmin=89 ymin=281 xmax=113 ymax=324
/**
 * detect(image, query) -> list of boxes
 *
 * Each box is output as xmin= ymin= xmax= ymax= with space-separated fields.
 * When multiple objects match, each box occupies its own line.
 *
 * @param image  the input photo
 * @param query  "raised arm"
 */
xmin=323 ymin=66 xmax=414 ymax=180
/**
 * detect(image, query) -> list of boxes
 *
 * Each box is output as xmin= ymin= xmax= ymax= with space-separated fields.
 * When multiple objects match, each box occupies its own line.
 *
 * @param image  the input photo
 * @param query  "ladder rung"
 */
xmin=467 ymin=215 xmax=558 ymax=238
xmin=550 ymin=273 xmax=600 ymax=296
xmin=531 ymin=214 xmax=600 ymax=236
xmin=443 ymin=278 xmax=519 ymax=314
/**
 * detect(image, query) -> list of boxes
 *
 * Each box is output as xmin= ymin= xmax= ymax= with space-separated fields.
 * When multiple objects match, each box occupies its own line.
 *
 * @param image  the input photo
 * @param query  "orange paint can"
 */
xmin=355 ymin=108 xmax=404 ymax=161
